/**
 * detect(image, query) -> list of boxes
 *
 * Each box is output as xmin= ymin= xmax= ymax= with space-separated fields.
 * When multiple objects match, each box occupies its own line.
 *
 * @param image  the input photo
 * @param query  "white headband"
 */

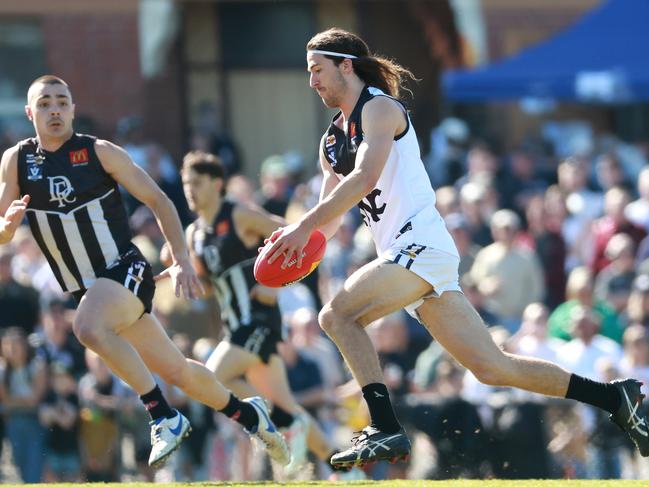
xmin=308 ymin=49 xmax=357 ymax=59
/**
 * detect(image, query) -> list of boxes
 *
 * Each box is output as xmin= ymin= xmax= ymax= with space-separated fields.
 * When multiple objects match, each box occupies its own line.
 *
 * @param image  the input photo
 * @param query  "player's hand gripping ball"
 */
xmin=254 ymin=229 xmax=326 ymax=287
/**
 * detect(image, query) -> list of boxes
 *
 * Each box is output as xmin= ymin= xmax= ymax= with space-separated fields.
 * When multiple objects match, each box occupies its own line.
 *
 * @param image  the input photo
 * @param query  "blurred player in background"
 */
xmin=0 ymin=75 xmax=288 ymax=468
xmin=179 ymin=150 xmax=351 ymax=476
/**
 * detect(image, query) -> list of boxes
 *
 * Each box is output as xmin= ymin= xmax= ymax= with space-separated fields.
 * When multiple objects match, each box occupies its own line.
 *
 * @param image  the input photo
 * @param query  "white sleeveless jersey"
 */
xmin=321 ymin=86 xmax=458 ymax=257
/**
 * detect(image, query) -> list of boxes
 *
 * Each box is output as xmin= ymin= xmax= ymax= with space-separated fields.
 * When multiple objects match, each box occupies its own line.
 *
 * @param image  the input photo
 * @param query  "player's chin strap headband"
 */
xmin=308 ymin=49 xmax=358 ymax=59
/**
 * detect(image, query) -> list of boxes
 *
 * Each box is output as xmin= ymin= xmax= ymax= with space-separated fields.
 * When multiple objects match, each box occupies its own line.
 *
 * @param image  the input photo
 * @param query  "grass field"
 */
xmin=3 ymin=481 xmax=648 ymax=487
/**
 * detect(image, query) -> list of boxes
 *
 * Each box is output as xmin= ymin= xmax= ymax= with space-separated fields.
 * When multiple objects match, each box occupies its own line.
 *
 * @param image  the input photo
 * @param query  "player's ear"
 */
xmin=25 ymin=105 xmax=33 ymax=121
xmin=341 ymin=58 xmax=354 ymax=74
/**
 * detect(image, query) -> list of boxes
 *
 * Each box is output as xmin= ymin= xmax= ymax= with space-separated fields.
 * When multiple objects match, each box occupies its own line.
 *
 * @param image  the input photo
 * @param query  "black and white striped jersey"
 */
xmin=16 ymin=134 xmax=133 ymax=293
xmin=190 ymin=201 xmax=282 ymax=334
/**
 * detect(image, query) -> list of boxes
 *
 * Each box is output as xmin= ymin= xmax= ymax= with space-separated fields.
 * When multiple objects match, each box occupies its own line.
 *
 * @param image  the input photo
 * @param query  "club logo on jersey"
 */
xmin=216 ymin=220 xmax=230 ymax=236
xmin=48 ymin=176 xmax=77 ymax=208
xmin=26 ymin=152 xmax=45 ymax=180
xmin=27 ymin=164 xmax=43 ymax=181
xmin=69 ymin=148 xmax=89 ymax=166
xmin=325 ymin=135 xmax=336 ymax=147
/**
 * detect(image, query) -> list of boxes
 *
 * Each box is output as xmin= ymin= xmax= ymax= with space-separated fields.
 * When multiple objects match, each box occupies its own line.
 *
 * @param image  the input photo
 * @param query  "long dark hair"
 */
xmin=307 ymin=28 xmax=417 ymax=99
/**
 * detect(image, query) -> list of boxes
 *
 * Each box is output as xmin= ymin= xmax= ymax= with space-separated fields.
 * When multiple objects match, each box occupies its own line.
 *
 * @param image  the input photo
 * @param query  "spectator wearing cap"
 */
xmin=469 ymin=209 xmax=545 ymax=333
xmin=257 ymin=154 xmax=292 ymax=217
xmin=444 ymin=212 xmax=481 ymax=279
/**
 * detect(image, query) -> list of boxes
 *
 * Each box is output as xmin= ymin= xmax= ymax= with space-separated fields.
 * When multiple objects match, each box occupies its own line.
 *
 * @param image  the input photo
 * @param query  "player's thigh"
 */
xmin=118 ymin=312 xmax=189 ymax=378
xmin=246 ymin=354 xmax=300 ymax=412
xmin=415 ymin=291 xmax=507 ymax=370
xmin=205 ymin=340 xmax=261 ymax=383
xmin=74 ymin=278 xmax=144 ymax=333
xmin=327 ymin=258 xmax=433 ymax=326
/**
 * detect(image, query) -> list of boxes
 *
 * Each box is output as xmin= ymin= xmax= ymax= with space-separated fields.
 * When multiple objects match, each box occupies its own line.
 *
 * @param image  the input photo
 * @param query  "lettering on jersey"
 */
xmin=48 ymin=175 xmax=77 ymax=208
xmin=69 ymin=148 xmax=89 ymax=166
xmin=325 ymin=134 xmax=338 ymax=167
xmin=358 ymin=188 xmax=386 ymax=225
xmin=26 ymin=153 xmax=45 ymax=165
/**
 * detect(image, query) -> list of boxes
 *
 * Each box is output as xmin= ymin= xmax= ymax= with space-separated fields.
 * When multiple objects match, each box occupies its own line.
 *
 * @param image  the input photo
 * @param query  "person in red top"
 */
xmin=591 ymin=187 xmax=645 ymax=275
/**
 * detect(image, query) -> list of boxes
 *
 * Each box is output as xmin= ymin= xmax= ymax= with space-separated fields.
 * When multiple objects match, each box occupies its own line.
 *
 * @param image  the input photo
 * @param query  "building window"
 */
xmin=0 ymin=20 xmax=47 ymax=133
xmin=220 ymin=2 xmax=315 ymax=69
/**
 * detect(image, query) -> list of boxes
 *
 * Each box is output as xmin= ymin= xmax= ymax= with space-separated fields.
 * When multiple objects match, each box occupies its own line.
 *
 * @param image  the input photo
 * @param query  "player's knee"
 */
xmin=318 ymin=304 xmax=337 ymax=336
xmin=72 ymin=318 xmax=104 ymax=349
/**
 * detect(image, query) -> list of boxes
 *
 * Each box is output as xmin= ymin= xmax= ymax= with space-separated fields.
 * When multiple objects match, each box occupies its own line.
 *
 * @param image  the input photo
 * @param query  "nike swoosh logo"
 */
xmin=169 ymin=415 xmax=185 ymax=436
xmin=254 ymin=401 xmax=276 ymax=433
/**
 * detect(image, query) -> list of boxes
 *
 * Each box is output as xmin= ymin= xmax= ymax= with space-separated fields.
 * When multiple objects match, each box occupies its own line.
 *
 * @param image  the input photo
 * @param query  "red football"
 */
xmin=254 ymin=230 xmax=327 ymax=287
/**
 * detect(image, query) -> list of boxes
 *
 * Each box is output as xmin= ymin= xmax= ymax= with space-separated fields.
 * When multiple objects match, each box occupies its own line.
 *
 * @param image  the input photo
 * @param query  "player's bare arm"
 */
xmin=266 ymin=96 xmax=403 ymax=267
xmin=0 ymin=146 xmax=29 ymax=244
xmin=95 ymin=139 xmax=204 ymax=299
xmin=233 ymin=203 xmax=285 ymax=245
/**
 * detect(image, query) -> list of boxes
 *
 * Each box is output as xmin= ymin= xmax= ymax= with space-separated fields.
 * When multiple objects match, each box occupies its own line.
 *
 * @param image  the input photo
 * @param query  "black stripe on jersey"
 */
xmin=74 ymin=206 xmax=107 ymax=274
xmin=27 ymin=212 xmax=67 ymax=290
xmin=47 ymin=213 xmax=84 ymax=290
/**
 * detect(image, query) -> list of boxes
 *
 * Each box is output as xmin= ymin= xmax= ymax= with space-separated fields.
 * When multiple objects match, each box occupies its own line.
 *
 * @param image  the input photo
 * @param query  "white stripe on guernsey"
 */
xmin=229 ymin=266 xmax=252 ymax=325
xmin=60 ymin=212 xmax=95 ymax=288
xmin=86 ymin=198 xmax=119 ymax=267
xmin=216 ymin=278 xmax=239 ymax=331
xmin=308 ymin=49 xmax=357 ymax=59
xmin=34 ymin=211 xmax=78 ymax=291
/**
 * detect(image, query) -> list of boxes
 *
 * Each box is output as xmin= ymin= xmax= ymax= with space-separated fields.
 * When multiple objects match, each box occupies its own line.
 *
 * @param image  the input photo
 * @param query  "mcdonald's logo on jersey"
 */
xmin=69 ymin=148 xmax=89 ymax=166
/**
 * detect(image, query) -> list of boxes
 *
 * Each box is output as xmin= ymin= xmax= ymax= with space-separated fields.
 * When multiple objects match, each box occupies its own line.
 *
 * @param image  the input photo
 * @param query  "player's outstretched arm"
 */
xmin=95 ymin=139 xmax=204 ymax=299
xmin=0 ymin=146 xmax=29 ymax=245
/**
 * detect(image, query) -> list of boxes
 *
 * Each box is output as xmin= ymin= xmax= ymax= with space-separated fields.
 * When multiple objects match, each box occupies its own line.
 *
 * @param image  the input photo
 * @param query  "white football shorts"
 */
xmin=381 ymin=242 xmax=462 ymax=320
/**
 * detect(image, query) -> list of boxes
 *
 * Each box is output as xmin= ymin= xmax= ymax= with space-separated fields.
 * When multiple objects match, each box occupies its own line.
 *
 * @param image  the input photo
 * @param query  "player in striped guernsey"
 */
xmin=263 ymin=28 xmax=649 ymax=467
xmin=0 ymin=76 xmax=288 ymax=468
xmin=180 ymin=151 xmax=352 ymax=475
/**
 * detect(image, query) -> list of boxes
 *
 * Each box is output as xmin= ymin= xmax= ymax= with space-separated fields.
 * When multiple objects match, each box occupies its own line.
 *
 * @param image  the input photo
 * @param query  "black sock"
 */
xmin=219 ymin=394 xmax=258 ymax=431
xmin=565 ymin=374 xmax=621 ymax=414
xmin=270 ymin=406 xmax=295 ymax=429
xmin=140 ymin=385 xmax=175 ymax=421
xmin=362 ymin=383 xmax=401 ymax=434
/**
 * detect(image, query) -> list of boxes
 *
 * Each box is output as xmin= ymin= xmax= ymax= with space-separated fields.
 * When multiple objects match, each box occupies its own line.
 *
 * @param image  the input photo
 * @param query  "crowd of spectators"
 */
xmin=1 ymin=113 xmax=649 ymax=481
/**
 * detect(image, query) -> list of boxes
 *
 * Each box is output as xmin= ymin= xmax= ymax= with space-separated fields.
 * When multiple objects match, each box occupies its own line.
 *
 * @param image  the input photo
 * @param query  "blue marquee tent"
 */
xmin=443 ymin=0 xmax=649 ymax=102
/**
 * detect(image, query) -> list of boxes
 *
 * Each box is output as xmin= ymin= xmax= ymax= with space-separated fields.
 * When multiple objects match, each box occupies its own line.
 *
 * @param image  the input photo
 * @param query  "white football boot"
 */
xmin=148 ymin=409 xmax=191 ymax=467
xmin=243 ymin=396 xmax=291 ymax=466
